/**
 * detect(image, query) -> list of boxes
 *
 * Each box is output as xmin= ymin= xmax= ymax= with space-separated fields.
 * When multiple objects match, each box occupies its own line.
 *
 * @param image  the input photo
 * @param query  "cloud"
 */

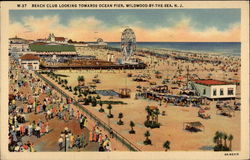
xmin=9 ymin=15 xmax=240 ymax=42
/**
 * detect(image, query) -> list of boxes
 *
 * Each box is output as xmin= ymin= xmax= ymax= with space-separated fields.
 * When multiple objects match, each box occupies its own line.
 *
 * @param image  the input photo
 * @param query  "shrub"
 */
xmin=144 ymin=121 xmax=160 ymax=129
xmin=99 ymin=108 xmax=104 ymax=112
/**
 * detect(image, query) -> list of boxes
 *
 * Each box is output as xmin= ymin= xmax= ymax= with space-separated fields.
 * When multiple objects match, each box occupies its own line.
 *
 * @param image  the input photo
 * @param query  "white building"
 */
xmin=88 ymin=38 xmax=107 ymax=48
xmin=9 ymin=36 xmax=30 ymax=56
xmin=47 ymin=33 xmax=68 ymax=44
xmin=19 ymin=54 xmax=40 ymax=70
xmin=188 ymin=79 xmax=236 ymax=100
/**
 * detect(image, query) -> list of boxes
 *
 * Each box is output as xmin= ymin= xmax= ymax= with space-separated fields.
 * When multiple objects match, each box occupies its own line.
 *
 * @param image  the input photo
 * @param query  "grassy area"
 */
xmin=29 ymin=44 xmax=76 ymax=52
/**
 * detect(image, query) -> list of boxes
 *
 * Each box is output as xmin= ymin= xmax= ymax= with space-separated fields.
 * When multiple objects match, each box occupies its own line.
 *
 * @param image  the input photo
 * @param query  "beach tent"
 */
xmin=183 ymin=121 xmax=205 ymax=132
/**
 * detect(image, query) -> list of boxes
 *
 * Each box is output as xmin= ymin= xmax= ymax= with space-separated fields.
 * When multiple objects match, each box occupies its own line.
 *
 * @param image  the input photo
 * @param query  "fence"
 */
xmin=34 ymin=71 xmax=141 ymax=151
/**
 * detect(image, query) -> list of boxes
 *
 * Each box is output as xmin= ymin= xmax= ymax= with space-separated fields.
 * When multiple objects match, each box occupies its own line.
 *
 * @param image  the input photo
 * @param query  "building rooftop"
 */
xmin=20 ymin=54 xmax=40 ymax=60
xmin=193 ymin=79 xmax=232 ymax=86
xmin=55 ymin=37 xmax=66 ymax=41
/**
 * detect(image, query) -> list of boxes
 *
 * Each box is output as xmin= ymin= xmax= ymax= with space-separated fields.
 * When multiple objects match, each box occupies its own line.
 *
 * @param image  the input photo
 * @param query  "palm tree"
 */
xmin=154 ymin=108 xmax=160 ymax=123
xmin=218 ymin=132 xmax=223 ymax=146
xmin=228 ymin=134 xmax=233 ymax=151
xmin=163 ymin=140 xmax=171 ymax=151
xmin=129 ymin=121 xmax=135 ymax=134
xmin=107 ymin=104 xmax=113 ymax=118
xmin=214 ymin=131 xmax=220 ymax=146
xmin=145 ymin=106 xmax=151 ymax=122
xmin=117 ymin=113 xmax=124 ymax=125
xmin=213 ymin=134 xmax=219 ymax=146
xmin=77 ymin=76 xmax=85 ymax=86
xmin=223 ymin=133 xmax=228 ymax=148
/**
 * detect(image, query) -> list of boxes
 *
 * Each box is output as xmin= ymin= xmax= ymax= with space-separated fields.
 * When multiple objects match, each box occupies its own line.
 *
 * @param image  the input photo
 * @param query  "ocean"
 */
xmin=107 ymin=42 xmax=241 ymax=56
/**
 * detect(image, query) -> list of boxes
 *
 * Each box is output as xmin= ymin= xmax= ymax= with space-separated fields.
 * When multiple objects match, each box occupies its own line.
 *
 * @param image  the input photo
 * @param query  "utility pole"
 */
xmin=186 ymin=65 xmax=189 ymax=87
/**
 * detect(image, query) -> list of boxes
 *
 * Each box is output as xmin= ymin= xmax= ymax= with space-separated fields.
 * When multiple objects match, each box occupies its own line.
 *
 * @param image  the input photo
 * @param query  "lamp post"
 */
xmin=63 ymin=128 xmax=69 ymax=152
xmin=64 ymin=134 xmax=67 ymax=152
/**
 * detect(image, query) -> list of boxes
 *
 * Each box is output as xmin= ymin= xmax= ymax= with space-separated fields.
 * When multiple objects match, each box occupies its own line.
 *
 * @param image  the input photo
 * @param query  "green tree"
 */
xmin=117 ymin=113 xmax=124 ymax=125
xmin=87 ymin=95 xmax=92 ymax=103
xmin=144 ymin=130 xmax=151 ymax=145
xmin=92 ymin=97 xmax=97 ymax=107
xmin=213 ymin=131 xmax=220 ymax=146
xmin=223 ymin=133 xmax=228 ymax=148
xmin=107 ymin=104 xmax=113 ymax=118
xmin=99 ymin=101 xmax=104 ymax=112
xmin=83 ymin=91 xmax=88 ymax=98
xmin=163 ymin=141 xmax=171 ymax=151
xmin=96 ymin=95 xmax=101 ymax=99
xmin=154 ymin=108 xmax=160 ymax=123
xmin=129 ymin=121 xmax=135 ymax=134
xmin=77 ymin=76 xmax=85 ymax=86
xmin=145 ymin=106 xmax=151 ymax=122
xmin=218 ymin=132 xmax=223 ymax=146
xmin=228 ymin=134 xmax=233 ymax=151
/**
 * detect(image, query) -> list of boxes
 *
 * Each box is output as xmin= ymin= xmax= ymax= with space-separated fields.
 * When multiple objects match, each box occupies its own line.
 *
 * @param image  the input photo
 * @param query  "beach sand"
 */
xmin=45 ymin=47 xmax=241 ymax=151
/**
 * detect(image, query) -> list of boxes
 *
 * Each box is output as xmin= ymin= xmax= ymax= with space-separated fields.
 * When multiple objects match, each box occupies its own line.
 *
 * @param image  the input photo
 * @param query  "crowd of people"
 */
xmin=9 ymin=58 xmax=113 ymax=152
xmin=58 ymin=127 xmax=87 ymax=151
xmin=8 ymin=63 xmax=56 ymax=152
xmin=90 ymin=124 xmax=112 ymax=151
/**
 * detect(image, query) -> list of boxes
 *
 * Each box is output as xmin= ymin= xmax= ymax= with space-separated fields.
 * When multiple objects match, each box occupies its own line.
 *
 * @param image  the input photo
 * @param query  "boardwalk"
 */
xmin=9 ymin=67 xmax=99 ymax=152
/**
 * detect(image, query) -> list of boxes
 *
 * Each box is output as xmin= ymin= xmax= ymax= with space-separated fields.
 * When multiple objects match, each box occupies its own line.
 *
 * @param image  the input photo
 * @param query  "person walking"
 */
xmin=69 ymin=133 xmax=75 ymax=149
xmin=41 ymin=122 xmax=46 ymax=136
xmin=80 ymin=133 xmax=85 ymax=148
xmin=45 ymin=121 xmax=49 ymax=134
xmin=58 ymin=136 xmax=64 ymax=151
xmin=35 ymin=125 xmax=41 ymax=138
xmin=28 ymin=123 xmax=33 ymax=136
xmin=83 ymin=117 xmax=88 ymax=129
xmin=75 ymin=135 xmax=81 ymax=150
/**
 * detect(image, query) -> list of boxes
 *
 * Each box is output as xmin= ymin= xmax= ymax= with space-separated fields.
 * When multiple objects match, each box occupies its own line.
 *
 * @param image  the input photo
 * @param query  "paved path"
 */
xmin=10 ymin=72 xmax=99 ymax=152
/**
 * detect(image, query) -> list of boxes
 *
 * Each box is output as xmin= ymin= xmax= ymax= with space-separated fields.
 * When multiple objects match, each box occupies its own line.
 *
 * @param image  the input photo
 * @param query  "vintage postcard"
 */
xmin=0 ymin=1 xmax=249 ymax=160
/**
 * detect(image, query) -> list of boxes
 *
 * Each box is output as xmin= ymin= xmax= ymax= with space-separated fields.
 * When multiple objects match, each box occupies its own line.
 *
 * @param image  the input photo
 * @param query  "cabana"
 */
xmin=216 ymin=107 xmax=235 ymax=117
xmin=183 ymin=121 xmax=205 ymax=132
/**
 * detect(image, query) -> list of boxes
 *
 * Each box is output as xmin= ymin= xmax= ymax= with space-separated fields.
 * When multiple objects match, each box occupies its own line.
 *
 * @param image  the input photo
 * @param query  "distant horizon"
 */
xmin=10 ymin=9 xmax=240 ymax=42
xmin=10 ymin=36 xmax=241 ymax=43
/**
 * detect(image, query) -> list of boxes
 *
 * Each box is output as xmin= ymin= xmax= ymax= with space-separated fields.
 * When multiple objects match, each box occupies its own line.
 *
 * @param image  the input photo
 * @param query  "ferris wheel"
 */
xmin=121 ymin=27 xmax=136 ymax=63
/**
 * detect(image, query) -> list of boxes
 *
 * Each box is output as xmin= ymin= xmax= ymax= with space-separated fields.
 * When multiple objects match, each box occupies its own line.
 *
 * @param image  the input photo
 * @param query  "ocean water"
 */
xmin=107 ymin=42 xmax=241 ymax=56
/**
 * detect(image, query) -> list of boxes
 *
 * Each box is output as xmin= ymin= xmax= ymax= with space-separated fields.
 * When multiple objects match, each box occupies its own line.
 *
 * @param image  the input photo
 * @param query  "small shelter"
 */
xmin=19 ymin=54 xmax=40 ymax=70
xmin=183 ymin=121 xmax=205 ymax=132
xmin=119 ymin=88 xmax=131 ymax=98
xmin=216 ymin=107 xmax=235 ymax=117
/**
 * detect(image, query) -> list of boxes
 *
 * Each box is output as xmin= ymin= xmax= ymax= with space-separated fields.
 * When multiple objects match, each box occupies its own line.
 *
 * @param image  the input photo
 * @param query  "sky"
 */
xmin=9 ymin=9 xmax=241 ymax=42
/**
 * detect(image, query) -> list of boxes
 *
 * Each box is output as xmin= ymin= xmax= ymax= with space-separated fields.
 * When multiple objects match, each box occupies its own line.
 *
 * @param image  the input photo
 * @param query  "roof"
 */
xmin=193 ymin=79 xmax=231 ymax=86
xmin=185 ymin=121 xmax=204 ymax=128
xmin=55 ymin=37 xmax=66 ymax=41
xmin=34 ymin=52 xmax=77 ymax=55
xmin=20 ymin=54 xmax=40 ymax=60
xmin=149 ymin=106 xmax=158 ymax=110
xmin=32 ymin=42 xmax=48 ymax=45
xmin=9 ymin=36 xmax=26 ymax=40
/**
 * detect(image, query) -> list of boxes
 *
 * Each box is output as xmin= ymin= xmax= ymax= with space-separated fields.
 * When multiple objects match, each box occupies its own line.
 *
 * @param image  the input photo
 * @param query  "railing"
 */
xmin=34 ymin=71 xmax=141 ymax=151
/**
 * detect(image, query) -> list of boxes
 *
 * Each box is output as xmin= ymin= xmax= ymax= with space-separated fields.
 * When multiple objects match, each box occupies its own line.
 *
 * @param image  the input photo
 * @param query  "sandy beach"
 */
xmin=45 ymin=46 xmax=241 ymax=151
